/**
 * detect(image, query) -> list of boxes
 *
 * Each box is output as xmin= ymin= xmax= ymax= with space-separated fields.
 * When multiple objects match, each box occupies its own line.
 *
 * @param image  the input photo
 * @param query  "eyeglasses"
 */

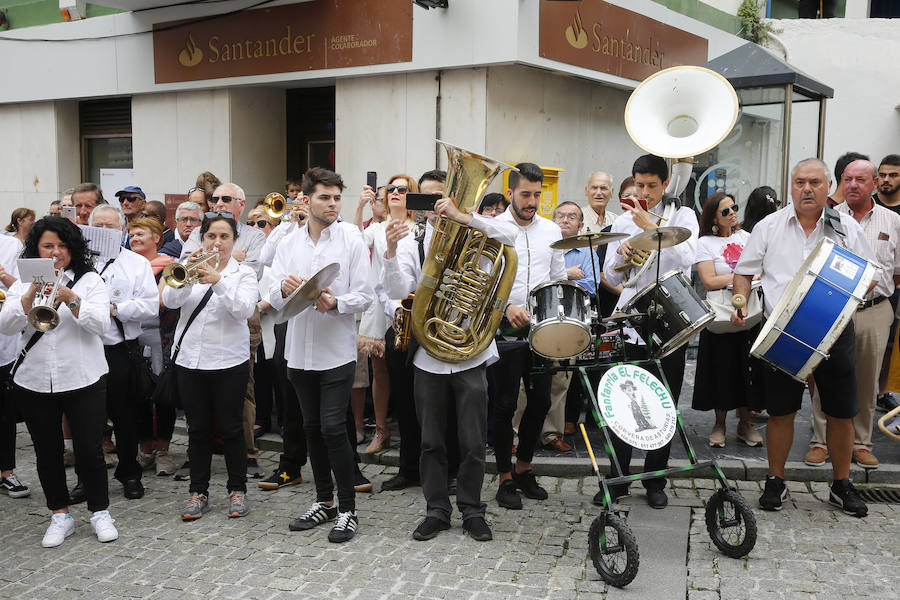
xmin=554 ymin=213 xmax=581 ymax=222
xmin=387 ymin=185 xmax=409 ymax=194
xmin=120 ymin=195 xmax=142 ymax=203
xmin=211 ymin=195 xmax=237 ymax=204
xmin=246 ymin=220 xmax=270 ymax=228
xmin=205 ymin=211 xmax=234 ymax=220
xmin=720 ymin=204 xmax=739 ymax=217
xmin=177 ymin=216 xmax=202 ymax=224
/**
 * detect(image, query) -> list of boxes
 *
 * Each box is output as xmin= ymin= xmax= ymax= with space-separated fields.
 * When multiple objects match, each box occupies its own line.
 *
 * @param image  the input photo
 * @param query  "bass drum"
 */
xmin=528 ymin=280 xmax=592 ymax=359
xmin=622 ymin=270 xmax=713 ymax=358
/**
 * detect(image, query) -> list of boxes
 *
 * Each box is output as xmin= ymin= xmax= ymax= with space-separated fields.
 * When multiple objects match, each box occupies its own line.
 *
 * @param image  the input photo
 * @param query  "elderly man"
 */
xmin=115 ymin=186 xmax=146 ymax=227
xmin=826 ymin=152 xmax=868 ymax=207
xmin=72 ymin=183 xmax=104 ymax=226
xmin=160 ymin=201 xmax=203 ymax=258
xmin=733 ymin=157 xmax=874 ymax=517
xmin=70 ymin=205 xmax=158 ymax=503
xmin=581 ymin=172 xmax=617 ymax=234
xmin=48 ymin=201 xmax=62 ymax=217
xmin=804 ymin=159 xmax=900 ymax=470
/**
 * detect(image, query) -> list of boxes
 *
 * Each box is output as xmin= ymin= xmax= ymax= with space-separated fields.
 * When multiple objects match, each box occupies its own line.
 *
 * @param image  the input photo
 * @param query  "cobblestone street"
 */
xmin=1 ymin=429 xmax=897 ymax=599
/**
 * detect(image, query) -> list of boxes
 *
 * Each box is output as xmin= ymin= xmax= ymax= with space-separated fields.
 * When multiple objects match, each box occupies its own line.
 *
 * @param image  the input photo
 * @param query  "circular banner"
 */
xmin=596 ymin=364 xmax=677 ymax=450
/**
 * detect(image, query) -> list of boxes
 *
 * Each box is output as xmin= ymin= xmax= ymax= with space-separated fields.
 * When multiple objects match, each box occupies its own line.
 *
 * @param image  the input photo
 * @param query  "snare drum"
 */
xmin=528 ymin=280 xmax=592 ymax=359
xmin=751 ymin=238 xmax=876 ymax=381
xmin=622 ymin=270 xmax=714 ymax=358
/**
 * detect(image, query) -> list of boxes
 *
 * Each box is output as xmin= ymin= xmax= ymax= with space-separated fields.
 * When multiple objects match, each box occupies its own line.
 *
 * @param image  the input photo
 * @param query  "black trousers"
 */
xmin=177 ymin=362 xmax=249 ymax=495
xmin=253 ymin=338 xmax=277 ymax=429
xmin=288 ymin=362 xmax=357 ymax=511
xmin=414 ymin=366 xmax=488 ymax=522
xmin=104 ymin=344 xmax=141 ymax=482
xmin=274 ymin=323 xmax=307 ymax=472
xmin=17 ymin=377 xmax=109 ymax=512
xmin=609 ymin=344 xmax=686 ymax=491
xmin=493 ymin=343 xmax=551 ymax=474
xmin=0 ymin=362 xmax=16 ymax=471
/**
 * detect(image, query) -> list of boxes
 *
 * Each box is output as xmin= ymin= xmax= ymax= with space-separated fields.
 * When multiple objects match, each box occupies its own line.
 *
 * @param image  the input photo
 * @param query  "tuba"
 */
xmin=620 ymin=65 xmax=739 ymax=286
xmin=393 ymin=294 xmax=415 ymax=352
xmin=410 ymin=141 xmax=518 ymax=362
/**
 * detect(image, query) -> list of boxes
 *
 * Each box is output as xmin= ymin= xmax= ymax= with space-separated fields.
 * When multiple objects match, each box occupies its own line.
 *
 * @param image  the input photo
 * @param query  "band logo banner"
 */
xmin=539 ymin=0 xmax=708 ymax=81
xmin=153 ymin=0 xmax=413 ymax=84
xmin=597 ymin=365 xmax=677 ymax=450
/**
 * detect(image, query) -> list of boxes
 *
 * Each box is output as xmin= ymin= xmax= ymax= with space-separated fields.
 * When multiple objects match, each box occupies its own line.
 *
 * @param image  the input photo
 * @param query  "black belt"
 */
xmin=859 ymin=296 xmax=887 ymax=310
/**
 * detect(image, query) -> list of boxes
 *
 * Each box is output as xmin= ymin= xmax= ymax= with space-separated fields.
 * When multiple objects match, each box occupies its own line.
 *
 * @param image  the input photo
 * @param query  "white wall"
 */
xmin=769 ymin=18 xmax=900 ymax=178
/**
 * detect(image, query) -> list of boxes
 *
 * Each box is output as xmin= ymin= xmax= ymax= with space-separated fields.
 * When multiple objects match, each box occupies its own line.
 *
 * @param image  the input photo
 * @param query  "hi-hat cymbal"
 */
xmin=628 ymin=226 xmax=691 ymax=252
xmin=551 ymin=232 xmax=630 ymax=251
xmin=604 ymin=311 xmax=646 ymax=326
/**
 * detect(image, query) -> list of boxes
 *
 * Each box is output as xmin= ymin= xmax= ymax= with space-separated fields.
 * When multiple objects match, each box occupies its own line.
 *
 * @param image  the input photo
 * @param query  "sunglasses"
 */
xmin=387 ymin=185 xmax=409 ymax=194
xmin=120 ymin=195 xmax=143 ymax=203
xmin=246 ymin=220 xmax=270 ymax=228
xmin=211 ymin=195 xmax=237 ymax=204
xmin=187 ymin=186 xmax=204 ymax=195
xmin=205 ymin=211 xmax=234 ymax=220
xmin=720 ymin=204 xmax=739 ymax=217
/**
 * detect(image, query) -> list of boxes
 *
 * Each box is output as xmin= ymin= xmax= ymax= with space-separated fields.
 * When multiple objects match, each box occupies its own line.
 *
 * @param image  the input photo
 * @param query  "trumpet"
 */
xmin=0 ymin=289 xmax=5 ymax=306
xmin=162 ymin=249 xmax=220 ymax=288
xmin=393 ymin=294 xmax=415 ymax=352
xmin=262 ymin=192 xmax=306 ymax=222
xmin=27 ymin=270 xmax=65 ymax=332
xmin=614 ymin=248 xmax=652 ymax=273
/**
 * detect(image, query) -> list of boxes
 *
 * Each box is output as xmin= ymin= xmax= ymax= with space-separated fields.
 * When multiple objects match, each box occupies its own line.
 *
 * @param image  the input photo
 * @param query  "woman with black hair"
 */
xmin=161 ymin=213 xmax=257 ymax=521
xmin=0 ymin=216 xmax=115 ymax=547
xmin=742 ymin=186 xmax=778 ymax=233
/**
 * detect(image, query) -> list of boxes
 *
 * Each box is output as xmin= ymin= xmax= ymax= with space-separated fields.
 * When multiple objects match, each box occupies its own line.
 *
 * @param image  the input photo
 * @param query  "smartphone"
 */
xmin=620 ymin=197 xmax=648 ymax=212
xmin=366 ymin=171 xmax=377 ymax=191
xmin=61 ymin=206 xmax=76 ymax=220
xmin=405 ymin=193 xmax=441 ymax=211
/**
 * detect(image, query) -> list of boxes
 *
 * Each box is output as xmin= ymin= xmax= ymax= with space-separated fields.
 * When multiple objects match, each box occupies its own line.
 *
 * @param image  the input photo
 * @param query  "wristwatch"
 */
xmin=68 ymin=296 xmax=81 ymax=312
xmin=110 ymin=303 xmax=118 ymax=318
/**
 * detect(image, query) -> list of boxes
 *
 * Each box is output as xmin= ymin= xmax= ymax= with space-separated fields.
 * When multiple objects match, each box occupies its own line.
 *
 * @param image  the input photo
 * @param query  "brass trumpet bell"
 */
xmin=262 ymin=192 xmax=305 ymax=222
xmin=162 ymin=250 xmax=220 ymax=288
xmin=27 ymin=270 xmax=64 ymax=332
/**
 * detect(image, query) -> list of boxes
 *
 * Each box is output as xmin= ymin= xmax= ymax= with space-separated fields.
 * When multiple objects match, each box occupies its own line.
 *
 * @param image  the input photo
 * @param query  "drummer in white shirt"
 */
xmin=602 ymin=154 xmax=698 ymax=510
xmin=163 ymin=213 xmax=259 ymax=521
xmin=732 ymin=157 xmax=875 ymax=518
xmin=0 ymin=217 xmax=115 ymax=547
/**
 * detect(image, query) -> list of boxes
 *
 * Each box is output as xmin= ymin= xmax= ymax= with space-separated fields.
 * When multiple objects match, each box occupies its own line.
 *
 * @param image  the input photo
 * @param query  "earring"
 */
xmin=712 ymin=224 xmax=719 ymax=235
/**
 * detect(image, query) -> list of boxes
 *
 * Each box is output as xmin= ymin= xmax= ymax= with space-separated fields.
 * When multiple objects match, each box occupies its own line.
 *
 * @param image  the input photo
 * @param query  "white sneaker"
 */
xmin=90 ymin=510 xmax=119 ymax=543
xmin=42 ymin=513 xmax=75 ymax=548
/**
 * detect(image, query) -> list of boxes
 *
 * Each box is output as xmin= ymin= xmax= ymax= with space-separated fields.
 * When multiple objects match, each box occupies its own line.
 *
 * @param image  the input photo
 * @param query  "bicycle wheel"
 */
xmin=705 ymin=488 xmax=757 ymax=558
xmin=588 ymin=512 xmax=640 ymax=587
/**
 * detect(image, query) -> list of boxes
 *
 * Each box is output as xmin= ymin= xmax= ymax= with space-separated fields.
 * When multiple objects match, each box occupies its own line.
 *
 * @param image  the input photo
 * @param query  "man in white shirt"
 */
xmin=733 ymin=157 xmax=874 ymax=518
xmin=382 ymin=186 xmax=517 ymax=542
xmin=602 ymin=154 xmax=698 ymax=509
xmin=68 ymin=206 xmax=157 ymax=503
xmin=581 ymin=172 xmax=617 ymax=234
xmin=268 ymin=167 xmax=373 ymax=543
xmin=805 ymin=159 xmax=900 ymax=470
xmin=493 ymin=163 xmax=567 ymax=510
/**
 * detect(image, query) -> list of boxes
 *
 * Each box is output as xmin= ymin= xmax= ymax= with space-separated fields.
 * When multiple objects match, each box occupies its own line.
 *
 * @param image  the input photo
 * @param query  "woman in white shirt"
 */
xmin=161 ymin=213 xmax=258 ymax=521
xmin=691 ymin=192 xmax=764 ymax=449
xmin=0 ymin=217 xmax=115 ymax=548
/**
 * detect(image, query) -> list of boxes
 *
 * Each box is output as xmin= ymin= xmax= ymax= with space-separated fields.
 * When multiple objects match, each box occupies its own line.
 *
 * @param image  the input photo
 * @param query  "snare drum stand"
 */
xmin=573 ymin=230 xmax=756 ymax=587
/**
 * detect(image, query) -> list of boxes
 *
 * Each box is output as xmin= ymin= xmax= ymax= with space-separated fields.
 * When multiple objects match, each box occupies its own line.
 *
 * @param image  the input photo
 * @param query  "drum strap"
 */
xmin=823 ymin=205 xmax=846 ymax=242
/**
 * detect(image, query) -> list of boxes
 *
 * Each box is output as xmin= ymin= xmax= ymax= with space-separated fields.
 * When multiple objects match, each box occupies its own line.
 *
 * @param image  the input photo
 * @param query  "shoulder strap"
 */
xmin=415 ymin=223 xmax=426 ymax=267
xmin=170 ymin=287 xmax=214 ymax=363
xmin=9 ymin=270 xmax=85 ymax=378
xmin=823 ymin=205 xmax=847 ymax=246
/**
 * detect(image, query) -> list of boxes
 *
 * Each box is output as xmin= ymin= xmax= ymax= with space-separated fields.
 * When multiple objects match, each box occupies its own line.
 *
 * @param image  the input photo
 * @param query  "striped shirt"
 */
xmin=836 ymin=200 xmax=900 ymax=299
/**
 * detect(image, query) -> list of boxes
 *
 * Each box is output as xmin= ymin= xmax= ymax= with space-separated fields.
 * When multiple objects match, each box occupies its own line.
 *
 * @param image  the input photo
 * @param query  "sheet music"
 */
xmin=79 ymin=225 xmax=123 ymax=263
xmin=16 ymin=258 xmax=57 ymax=284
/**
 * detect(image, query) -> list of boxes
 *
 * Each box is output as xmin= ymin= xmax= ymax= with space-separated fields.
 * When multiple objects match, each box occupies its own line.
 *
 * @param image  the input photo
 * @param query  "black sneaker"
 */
xmin=0 ymin=474 xmax=30 ymax=498
xmin=646 ymin=488 xmax=668 ymax=509
xmin=876 ymin=392 xmax=899 ymax=413
xmin=829 ymin=479 xmax=868 ymax=517
xmin=328 ymin=510 xmax=359 ymax=543
xmin=259 ymin=468 xmax=302 ymax=490
xmin=495 ymin=479 xmax=522 ymax=510
xmin=173 ymin=461 xmax=191 ymax=481
xmin=246 ymin=458 xmax=265 ymax=479
xmin=381 ymin=472 xmax=419 ymax=491
xmin=69 ymin=480 xmax=87 ymax=504
xmin=463 ymin=517 xmax=493 ymax=541
xmin=354 ymin=472 xmax=373 ymax=493
xmin=412 ymin=516 xmax=450 ymax=541
xmin=511 ymin=469 xmax=548 ymax=500
xmin=289 ymin=501 xmax=338 ymax=531
xmin=759 ymin=475 xmax=787 ymax=511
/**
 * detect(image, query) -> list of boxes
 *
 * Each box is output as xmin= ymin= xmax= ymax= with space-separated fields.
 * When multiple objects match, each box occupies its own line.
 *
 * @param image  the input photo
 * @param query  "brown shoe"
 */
xmin=737 ymin=421 xmax=763 ymax=447
xmin=364 ymin=427 xmax=391 ymax=454
xmin=543 ymin=436 xmax=573 ymax=453
xmin=804 ymin=446 xmax=828 ymax=466
xmin=563 ymin=422 xmax=576 ymax=435
xmin=852 ymin=448 xmax=879 ymax=469
xmin=708 ymin=423 xmax=726 ymax=448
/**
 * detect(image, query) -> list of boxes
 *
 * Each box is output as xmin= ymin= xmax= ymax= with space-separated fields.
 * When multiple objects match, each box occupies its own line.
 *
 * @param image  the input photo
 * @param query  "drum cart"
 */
xmin=538 ymin=229 xmax=757 ymax=588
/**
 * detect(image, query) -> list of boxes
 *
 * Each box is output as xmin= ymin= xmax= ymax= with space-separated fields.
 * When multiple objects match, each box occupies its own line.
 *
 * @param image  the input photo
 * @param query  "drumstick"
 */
xmin=579 ymin=423 xmax=601 ymax=477
xmin=732 ymin=294 xmax=747 ymax=309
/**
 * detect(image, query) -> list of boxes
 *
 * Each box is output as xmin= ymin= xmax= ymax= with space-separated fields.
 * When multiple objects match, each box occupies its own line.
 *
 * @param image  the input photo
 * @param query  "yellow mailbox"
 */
xmin=502 ymin=165 xmax=565 ymax=219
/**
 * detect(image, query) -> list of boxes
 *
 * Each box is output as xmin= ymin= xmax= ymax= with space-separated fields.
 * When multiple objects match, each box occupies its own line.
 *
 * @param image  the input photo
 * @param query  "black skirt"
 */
xmin=691 ymin=325 xmax=763 ymax=412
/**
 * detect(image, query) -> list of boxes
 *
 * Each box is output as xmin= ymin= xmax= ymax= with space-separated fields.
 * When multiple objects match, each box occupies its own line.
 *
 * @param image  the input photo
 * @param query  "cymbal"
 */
xmin=551 ymin=232 xmax=630 ymax=250
xmin=628 ymin=226 xmax=691 ymax=252
xmin=604 ymin=311 xmax=646 ymax=326
xmin=276 ymin=262 xmax=340 ymax=323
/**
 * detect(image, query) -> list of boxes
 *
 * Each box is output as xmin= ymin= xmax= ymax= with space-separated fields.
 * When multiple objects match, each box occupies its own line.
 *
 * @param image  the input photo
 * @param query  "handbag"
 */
xmin=151 ymin=288 xmax=213 ymax=409
xmin=705 ymin=282 xmax=763 ymax=334
xmin=112 ymin=316 xmax=157 ymax=402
